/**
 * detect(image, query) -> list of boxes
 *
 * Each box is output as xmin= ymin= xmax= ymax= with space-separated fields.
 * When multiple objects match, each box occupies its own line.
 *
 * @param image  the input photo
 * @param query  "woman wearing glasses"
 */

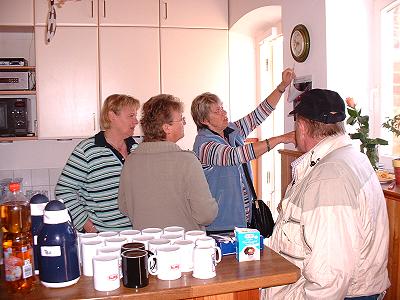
xmin=118 ymin=94 xmax=218 ymax=230
xmin=191 ymin=68 xmax=296 ymax=234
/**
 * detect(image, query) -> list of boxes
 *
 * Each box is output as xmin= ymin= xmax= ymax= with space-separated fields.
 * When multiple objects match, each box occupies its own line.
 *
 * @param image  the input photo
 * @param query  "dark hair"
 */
xmin=141 ymin=94 xmax=183 ymax=142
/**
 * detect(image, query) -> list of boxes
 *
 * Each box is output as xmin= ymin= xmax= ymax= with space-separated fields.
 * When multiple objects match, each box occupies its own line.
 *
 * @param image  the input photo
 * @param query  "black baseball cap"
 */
xmin=289 ymin=89 xmax=345 ymax=124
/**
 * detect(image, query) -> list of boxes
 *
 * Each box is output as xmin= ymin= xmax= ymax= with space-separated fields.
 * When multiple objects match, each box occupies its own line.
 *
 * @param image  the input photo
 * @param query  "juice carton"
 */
xmin=234 ymin=227 xmax=260 ymax=262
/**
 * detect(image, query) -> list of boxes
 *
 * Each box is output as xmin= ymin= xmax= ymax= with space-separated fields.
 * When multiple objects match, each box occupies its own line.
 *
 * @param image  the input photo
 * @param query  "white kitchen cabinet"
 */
xmin=99 ymin=0 xmax=159 ymax=26
xmin=35 ymin=0 xmax=98 ymax=26
xmin=0 ymin=0 xmax=34 ymax=26
xmin=99 ymin=26 xmax=160 ymax=104
xmin=160 ymin=28 xmax=229 ymax=150
xmin=35 ymin=26 xmax=99 ymax=139
xmin=160 ymin=0 xmax=228 ymax=29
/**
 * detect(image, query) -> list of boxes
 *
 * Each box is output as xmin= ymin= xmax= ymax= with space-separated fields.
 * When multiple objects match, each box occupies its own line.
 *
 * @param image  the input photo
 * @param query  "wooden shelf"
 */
xmin=0 ymin=136 xmax=37 ymax=142
xmin=0 ymin=66 xmax=35 ymax=71
xmin=0 ymin=90 xmax=35 ymax=95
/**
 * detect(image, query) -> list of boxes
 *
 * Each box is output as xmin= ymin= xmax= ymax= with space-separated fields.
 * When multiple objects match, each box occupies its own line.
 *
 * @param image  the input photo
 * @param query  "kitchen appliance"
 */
xmin=0 ymin=58 xmax=27 ymax=66
xmin=0 ymin=71 xmax=33 ymax=90
xmin=0 ymin=98 xmax=32 ymax=137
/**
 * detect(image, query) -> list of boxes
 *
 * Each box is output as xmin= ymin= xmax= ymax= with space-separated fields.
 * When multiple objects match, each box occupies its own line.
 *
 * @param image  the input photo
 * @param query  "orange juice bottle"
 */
xmin=0 ymin=182 xmax=34 ymax=293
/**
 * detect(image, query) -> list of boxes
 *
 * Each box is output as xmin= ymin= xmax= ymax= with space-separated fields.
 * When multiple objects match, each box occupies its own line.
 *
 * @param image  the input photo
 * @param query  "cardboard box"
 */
xmin=234 ymin=227 xmax=260 ymax=261
xmin=210 ymin=232 xmax=264 ymax=256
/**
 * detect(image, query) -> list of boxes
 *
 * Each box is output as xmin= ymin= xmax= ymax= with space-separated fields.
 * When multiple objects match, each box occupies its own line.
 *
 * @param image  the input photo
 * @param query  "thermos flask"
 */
xmin=37 ymin=200 xmax=80 ymax=287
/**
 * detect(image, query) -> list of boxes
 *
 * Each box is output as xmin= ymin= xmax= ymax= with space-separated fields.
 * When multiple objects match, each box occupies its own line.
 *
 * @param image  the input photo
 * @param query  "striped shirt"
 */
xmin=197 ymin=100 xmax=274 ymax=222
xmin=55 ymin=131 xmax=136 ymax=232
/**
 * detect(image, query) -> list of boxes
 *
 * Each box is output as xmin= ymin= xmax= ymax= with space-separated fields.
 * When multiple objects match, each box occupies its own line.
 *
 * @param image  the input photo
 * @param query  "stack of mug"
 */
xmin=77 ymin=226 xmax=222 ymax=292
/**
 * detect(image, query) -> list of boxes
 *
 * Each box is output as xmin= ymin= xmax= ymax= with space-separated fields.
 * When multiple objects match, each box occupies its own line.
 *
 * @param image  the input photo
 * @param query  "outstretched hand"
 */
xmin=278 ymin=131 xmax=296 ymax=145
xmin=281 ymin=68 xmax=295 ymax=88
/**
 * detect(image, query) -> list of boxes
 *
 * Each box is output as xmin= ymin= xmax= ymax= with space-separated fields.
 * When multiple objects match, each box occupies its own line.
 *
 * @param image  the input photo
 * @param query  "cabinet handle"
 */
xmin=93 ymin=113 xmax=96 ymax=131
xmin=164 ymin=2 xmax=168 ymax=20
xmin=103 ymin=0 xmax=106 ymax=18
xmin=91 ymin=0 xmax=94 ymax=18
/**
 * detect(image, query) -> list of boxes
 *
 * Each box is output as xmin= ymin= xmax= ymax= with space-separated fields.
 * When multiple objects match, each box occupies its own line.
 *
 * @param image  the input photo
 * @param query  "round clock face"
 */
xmin=290 ymin=24 xmax=310 ymax=63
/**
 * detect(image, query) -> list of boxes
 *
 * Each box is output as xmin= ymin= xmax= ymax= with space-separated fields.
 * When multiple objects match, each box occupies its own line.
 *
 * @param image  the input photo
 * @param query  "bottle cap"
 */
xmin=9 ymin=182 xmax=21 ymax=192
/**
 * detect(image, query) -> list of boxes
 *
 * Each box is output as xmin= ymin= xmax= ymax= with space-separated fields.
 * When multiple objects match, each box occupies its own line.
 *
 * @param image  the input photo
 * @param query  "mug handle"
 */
xmin=148 ymin=255 xmax=158 ymax=275
xmin=214 ymin=246 xmax=222 ymax=264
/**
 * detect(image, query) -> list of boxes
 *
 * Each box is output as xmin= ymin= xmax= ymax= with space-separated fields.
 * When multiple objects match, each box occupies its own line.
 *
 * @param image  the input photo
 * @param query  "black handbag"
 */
xmin=242 ymin=162 xmax=275 ymax=238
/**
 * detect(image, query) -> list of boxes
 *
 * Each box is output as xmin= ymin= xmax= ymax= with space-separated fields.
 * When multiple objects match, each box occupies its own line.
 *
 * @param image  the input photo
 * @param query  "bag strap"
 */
xmin=242 ymin=162 xmax=258 ymax=201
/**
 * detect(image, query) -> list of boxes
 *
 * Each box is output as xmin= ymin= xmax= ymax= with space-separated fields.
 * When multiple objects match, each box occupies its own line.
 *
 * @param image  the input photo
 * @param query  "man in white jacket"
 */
xmin=264 ymin=89 xmax=390 ymax=300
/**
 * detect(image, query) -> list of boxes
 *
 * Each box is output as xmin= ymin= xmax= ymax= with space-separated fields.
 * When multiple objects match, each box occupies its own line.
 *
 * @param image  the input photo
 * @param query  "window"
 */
xmin=377 ymin=0 xmax=400 ymax=157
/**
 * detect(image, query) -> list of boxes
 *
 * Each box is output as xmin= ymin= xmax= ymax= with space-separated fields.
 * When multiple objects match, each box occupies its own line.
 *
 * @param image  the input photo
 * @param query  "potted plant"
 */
xmin=382 ymin=113 xmax=400 ymax=183
xmin=346 ymin=97 xmax=388 ymax=170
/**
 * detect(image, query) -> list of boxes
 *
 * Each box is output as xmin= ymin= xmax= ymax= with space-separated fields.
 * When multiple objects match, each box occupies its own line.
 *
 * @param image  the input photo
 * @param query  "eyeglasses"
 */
xmin=210 ymin=105 xmax=225 ymax=115
xmin=169 ymin=116 xmax=186 ymax=124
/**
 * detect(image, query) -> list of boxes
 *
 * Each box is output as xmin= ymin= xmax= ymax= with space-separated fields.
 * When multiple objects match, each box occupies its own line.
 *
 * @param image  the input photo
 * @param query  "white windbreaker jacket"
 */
xmin=265 ymin=135 xmax=390 ymax=299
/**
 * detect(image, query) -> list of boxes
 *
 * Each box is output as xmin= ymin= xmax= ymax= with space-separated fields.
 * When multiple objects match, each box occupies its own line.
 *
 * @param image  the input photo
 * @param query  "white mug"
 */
xmin=148 ymin=245 xmax=181 ymax=280
xmin=81 ymin=240 xmax=103 ymax=276
xmin=163 ymin=226 xmax=185 ymax=236
xmin=142 ymin=228 xmax=163 ymax=239
xmin=160 ymin=233 xmax=183 ymax=243
xmin=119 ymin=229 xmax=141 ymax=242
xmin=195 ymin=236 xmax=216 ymax=248
xmin=97 ymin=246 xmax=122 ymax=278
xmin=97 ymin=231 xmax=119 ymax=243
xmin=131 ymin=235 xmax=155 ymax=250
xmin=174 ymin=239 xmax=195 ymax=272
xmin=185 ymin=230 xmax=206 ymax=242
xmin=92 ymin=255 xmax=120 ymax=291
xmin=148 ymin=238 xmax=171 ymax=255
xmin=192 ymin=245 xmax=222 ymax=279
xmin=105 ymin=236 xmax=127 ymax=248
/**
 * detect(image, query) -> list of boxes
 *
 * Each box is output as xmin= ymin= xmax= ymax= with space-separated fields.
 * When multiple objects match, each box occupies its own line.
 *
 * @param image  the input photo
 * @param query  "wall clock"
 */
xmin=290 ymin=24 xmax=310 ymax=63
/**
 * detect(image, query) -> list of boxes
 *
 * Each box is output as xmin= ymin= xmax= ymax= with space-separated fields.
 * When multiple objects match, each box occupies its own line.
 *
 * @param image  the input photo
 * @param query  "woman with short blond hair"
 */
xmin=56 ymin=94 xmax=140 ymax=233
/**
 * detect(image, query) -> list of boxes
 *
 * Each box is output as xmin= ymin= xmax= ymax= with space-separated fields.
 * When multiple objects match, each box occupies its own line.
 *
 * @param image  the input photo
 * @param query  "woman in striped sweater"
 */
xmin=55 ymin=94 xmax=140 ymax=233
xmin=191 ymin=68 xmax=296 ymax=233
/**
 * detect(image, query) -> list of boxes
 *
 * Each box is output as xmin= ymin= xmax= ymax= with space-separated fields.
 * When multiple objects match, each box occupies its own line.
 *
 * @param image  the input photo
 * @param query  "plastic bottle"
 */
xmin=30 ymin=193 xmax=49 ymax=275
xmin=0 ymin=182 xmax=34 ymax=293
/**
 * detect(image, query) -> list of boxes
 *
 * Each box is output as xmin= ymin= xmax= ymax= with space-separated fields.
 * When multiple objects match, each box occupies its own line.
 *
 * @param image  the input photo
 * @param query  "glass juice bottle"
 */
xmin=0 ymin=182 xmax=34 ymax=293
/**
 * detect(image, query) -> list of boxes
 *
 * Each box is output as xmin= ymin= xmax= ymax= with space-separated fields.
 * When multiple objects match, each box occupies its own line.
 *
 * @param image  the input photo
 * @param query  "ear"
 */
xmin=162 ymin=123 xmax=171 ymax=135
xmin=108 ymin=110 xmax=117 ymax=122
xmin=201 ymin=118 xmax=210 ymax=127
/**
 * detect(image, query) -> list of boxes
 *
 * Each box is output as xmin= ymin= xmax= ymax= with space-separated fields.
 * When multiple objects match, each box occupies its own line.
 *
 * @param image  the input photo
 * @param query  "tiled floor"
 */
xmin=0 ymin=168 xmax=62 ymax=200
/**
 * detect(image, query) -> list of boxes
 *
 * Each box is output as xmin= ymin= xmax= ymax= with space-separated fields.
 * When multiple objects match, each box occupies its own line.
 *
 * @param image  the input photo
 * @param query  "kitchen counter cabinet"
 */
xmin=279 ymin=149 xmax=400 ymax=300
xmin=0 ymin=246 xmax=300 ymax=300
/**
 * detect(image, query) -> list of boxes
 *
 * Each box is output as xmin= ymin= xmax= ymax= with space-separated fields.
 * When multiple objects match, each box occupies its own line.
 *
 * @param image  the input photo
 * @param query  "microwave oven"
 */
xmin=0 ymin=98 xmax=32 ymax=137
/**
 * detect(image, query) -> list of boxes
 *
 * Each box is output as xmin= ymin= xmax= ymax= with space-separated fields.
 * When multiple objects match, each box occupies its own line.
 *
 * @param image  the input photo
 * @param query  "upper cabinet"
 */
xmin=0 ymin=0 xmax=34 ymax=26
xmin=99 ymin=0 xmax=159 ymax=26
xmin=160 ymin=0 xmax=228 ymax=29
xmin=35 ymin=0 xmax=98 ymax=26
xmin=35 ymin=26 xmax=99 ymax=139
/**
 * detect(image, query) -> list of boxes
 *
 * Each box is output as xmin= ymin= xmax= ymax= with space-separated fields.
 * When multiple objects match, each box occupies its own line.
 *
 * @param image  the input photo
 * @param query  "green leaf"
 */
xmin=375 ymin=138 xmax=388 ymax=145
xmin=349 ymin=132 xmax=363 ymax=139
xmin=346 ymin=116 xmax=356 ymax=125
xmin=358 ymin=116 xmax=369 ymax=125
xmin=347 ymin=108 xmax=358 ymax=117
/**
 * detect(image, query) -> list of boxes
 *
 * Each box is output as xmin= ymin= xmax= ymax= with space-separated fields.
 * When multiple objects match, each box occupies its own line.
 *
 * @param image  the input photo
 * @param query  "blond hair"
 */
xmin=191 ymin=92 xmax=221 ymax=130
xmin=100 ymin=94 xmax=140 ymax=130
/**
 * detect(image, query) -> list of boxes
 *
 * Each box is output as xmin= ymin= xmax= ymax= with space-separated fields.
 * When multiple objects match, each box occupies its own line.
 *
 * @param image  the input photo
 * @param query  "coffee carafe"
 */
xmin=30 ymin=193 xmax=49 ymax=275
xmin=37 ymin=200 xmax=80 ymax=287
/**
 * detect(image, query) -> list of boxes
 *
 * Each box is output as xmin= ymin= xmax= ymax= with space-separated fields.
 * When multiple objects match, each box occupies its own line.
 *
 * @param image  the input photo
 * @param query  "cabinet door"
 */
xmin=160 ymin=0 xmax=228 ymax=29
xmin=99 ymin=27 xmax=160 ymax=112
xmin=35 ymin=26 xmax=99 ymax=139
xmin=99 ymin=0 xmax=159 ymax=26
xmin=0 ymin=0 xmax=34 ymax=26
xmin=161 ymin=28 xmax=229 ymax=150
xmin=35 ymin=0 xmax=98 ymax=26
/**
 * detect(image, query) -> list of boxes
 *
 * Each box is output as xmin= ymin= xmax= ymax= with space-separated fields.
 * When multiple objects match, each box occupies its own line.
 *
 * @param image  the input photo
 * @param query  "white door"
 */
xmin=259 ymin=35 xmax=284 ymax=220
xmin=160 ymin=0 xmax=228 ymax=29
xmin=160 ymin=28 xmax=229 ymax=150
xmin=35 ymin=26 xmax=99 ymax=138
xmin=0 ymin=0 xmax=34 ymax=26
xmin=35 ymin=0 xmax=98 ymax=26
xmin=99 ymin=0 xmax=159 ymax=26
